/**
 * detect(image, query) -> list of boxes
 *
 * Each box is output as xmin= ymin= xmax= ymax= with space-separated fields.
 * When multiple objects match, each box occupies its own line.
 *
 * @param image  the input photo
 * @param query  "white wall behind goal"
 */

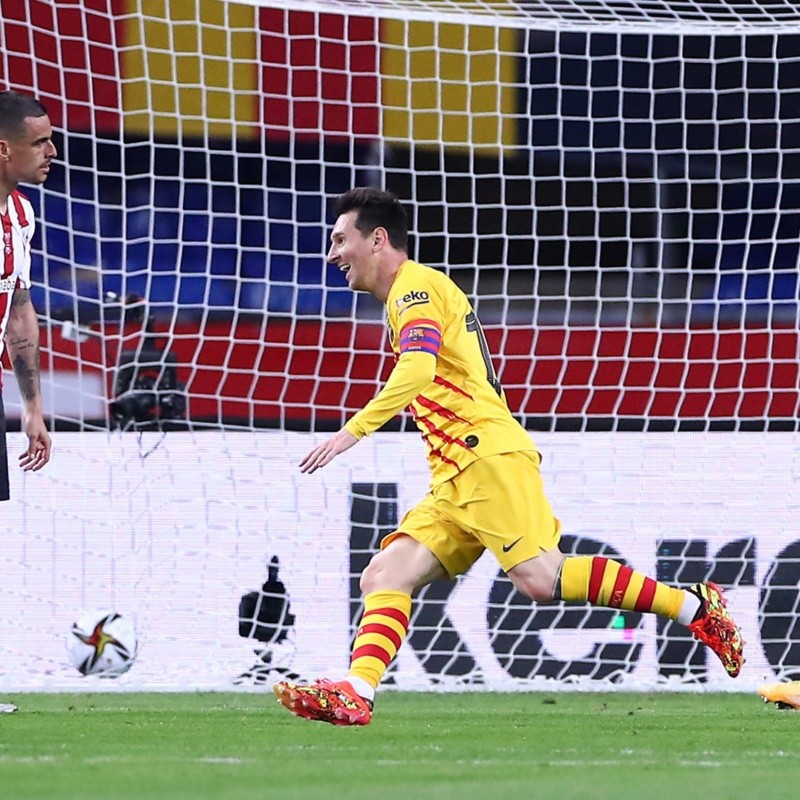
xmin=1 ymin=431 xmax=797 ymax=693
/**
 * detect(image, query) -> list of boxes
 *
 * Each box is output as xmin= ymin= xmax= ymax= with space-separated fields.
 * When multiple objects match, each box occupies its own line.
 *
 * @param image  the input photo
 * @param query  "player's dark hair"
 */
xmin=334 ymin=187 xmax=409 ymax=252
xmin=0 ymin=91 xmax=49 ymax=140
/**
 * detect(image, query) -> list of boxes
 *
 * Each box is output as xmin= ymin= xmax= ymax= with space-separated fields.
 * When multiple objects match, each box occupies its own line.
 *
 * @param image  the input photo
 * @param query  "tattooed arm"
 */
xmin=5 ymin=285 xmax=51 ymax=471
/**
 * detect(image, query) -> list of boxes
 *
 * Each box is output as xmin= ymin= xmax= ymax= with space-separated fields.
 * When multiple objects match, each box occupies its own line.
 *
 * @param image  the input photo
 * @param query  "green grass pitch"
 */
xmin=0 ymin=691 xmax=796 ymax=800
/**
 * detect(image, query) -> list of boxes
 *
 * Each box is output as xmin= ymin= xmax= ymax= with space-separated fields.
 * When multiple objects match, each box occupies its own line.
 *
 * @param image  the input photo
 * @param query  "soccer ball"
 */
xmin=66 ymin=611 xmax=138 ymax=676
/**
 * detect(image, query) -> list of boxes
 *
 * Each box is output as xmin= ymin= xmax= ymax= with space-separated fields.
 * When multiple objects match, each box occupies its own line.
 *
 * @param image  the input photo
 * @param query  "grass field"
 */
xmin=0 ymin=691 xmax=797 ymax=800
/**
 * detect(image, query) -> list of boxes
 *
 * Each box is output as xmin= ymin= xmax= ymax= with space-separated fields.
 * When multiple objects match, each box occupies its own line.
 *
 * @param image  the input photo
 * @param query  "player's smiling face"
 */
xmin=1 ymin=114 xmax=57 ymax=187
xmin=327 ymin=210 xmax=379 ymax=293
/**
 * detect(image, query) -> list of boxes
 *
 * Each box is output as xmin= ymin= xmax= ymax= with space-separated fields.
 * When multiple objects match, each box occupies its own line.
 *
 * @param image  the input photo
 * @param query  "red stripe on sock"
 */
xmin=587 ymin=557 xmax=608 ymax=604
xmin=608 ymin=565 xmax=633 ymax=608
xmin=356 ymin=622 xmax=402 ymax=651
xmin=362 ymin=607 xmax=409 ymax=630
xmin=351 ymin=643 xmax=392 ymax=666
xmin=634 ymin=577 xmax=658 ymax=612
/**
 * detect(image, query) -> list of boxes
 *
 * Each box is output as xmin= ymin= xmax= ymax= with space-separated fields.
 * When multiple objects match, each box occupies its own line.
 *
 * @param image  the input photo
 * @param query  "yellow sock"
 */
xmin=348 ymin=590 xmax=411 ymax=689
xmin=559 ymin=555 xmax=685 ymax=620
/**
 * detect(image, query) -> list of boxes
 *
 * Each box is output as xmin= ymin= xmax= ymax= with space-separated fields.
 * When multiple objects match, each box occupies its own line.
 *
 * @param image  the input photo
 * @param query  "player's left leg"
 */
xmin=274 ymin=531 xmax=451 ymax=725
xmin=273 ymin=677 xmax=374 ymax=726
xmin=0 ymin=396 xmax=10 ymax=502
xmin=344 ymin=534 xmax=447 ymax=703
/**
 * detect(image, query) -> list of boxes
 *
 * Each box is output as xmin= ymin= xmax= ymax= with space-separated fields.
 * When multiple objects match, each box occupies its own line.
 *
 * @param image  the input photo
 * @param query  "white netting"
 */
xmin=237 ymin=0 xmax=800 ymax=32
xmin=1 ymin=0 xmax=797 ymax=433
xmin=1 ymin=0 xmax=798 ymax=691
xmin=2 ymin=430 xmax=797 ymax=691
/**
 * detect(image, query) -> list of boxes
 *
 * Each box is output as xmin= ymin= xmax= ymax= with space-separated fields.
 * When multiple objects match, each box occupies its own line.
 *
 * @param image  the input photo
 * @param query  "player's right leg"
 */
xmin=510 ymin=552 xmax=745 ymax=677
xmin=468 ymin=450 xmax=744 ymax=678
xmin=686 ymin=581 xmax=745 ymax=677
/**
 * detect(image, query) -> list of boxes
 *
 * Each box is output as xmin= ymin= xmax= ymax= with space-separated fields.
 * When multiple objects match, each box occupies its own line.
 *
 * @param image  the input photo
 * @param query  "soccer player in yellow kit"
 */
xmin=273 ymin=187 xmax=744 ymax=726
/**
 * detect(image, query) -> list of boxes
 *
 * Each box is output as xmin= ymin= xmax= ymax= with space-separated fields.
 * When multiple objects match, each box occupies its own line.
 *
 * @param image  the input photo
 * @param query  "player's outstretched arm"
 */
xmin=299 ymin=428 xmax=358 ymax=474
xmin=299 ymin=349 xmax=435 ymax=474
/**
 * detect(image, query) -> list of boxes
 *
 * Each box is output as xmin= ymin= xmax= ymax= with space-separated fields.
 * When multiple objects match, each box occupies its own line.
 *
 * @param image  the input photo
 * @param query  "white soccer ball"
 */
xmin=66 ymin=611 xmax=138 ymax=677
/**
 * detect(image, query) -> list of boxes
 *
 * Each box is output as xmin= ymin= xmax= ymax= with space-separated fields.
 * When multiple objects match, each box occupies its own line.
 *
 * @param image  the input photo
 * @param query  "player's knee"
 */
xmin=507 ymin=550 xmax=564 ymax=603
xmin=512 ymin=576 xmax=555 ymax=603
xmin=359 ymin=538 xmax=440 ymax=595
xmin=359 ymin=557 xmax=385 ymax=595
xmin=360 ymin=552 xmax=408 ymax=594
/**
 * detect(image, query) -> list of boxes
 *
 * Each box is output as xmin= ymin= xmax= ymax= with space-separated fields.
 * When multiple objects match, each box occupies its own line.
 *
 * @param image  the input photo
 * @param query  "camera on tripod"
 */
xmin=109 ymin=294 xmax=187 ymax=429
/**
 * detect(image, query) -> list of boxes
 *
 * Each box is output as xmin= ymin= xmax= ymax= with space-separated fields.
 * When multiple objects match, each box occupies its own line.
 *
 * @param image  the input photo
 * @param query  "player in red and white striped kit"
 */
xmin=0 ymin=90 xmax=54 ymax=501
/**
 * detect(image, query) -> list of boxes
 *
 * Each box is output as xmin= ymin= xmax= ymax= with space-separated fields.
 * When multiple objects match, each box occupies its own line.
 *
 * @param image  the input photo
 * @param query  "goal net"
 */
xmin=1 ymin=0 xmax=798 ymax=691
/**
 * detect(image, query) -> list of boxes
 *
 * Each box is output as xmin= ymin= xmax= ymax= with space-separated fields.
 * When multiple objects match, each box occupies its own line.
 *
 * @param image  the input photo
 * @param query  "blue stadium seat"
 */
xmin=208 ymin=278 xmax=236 ymax=307
xmin=211 ymin=185 xmax=237 ymax=214
xmin=325 ymin=290 xmax=354 ymax=316
xmin=153 ymin=210 xmax=180 ymax=240
xmin=99 ymin=207 xmax=123 ymax=237
xmin=124 ymin=242 xmax=151 ymax=272
xmin=182 ymin=213 xmax=209 ymax=243
xmin=183 ymin=183 xmax=209 ymax=211
xmin=179 ymin=245 xmax=209 ymax=274
xmin=269 ymin=254 xmax=294 ymax=282
xmin=148 ymin=275 xmax=180 ymax=304
xmin=151 ymin=242 xmax=180 ymax=272
xmin=268 ymin=192 xmax=293 ymax=221
xmin=240 ymin=250 xmax=266 ymax=278
xmin=297 ymin=256 xmax=323 ymax=285
xmin=209 ymin=248 xmax=237 ymax=276
xmin=154 ymin=181 xmax=180 ymax=208
xmin=43 ymin=194 xmax=68 ymax=227
xmin=297 ymin=225 xmax=323 ymax=255
xmin=177 ymin=276 xmax=207 ymax=306
xmin=100 ymin=239 xmax=123 ymax=271
xmin=32 ymin=161 xmax=374 ymax=317
xmin=70 ymin=201 xmax=96 ymax=235
xmin=240 ymin=219 xmax=265 ymax=248
xmin=269 ymin=223 xmax=294 ymax=252
xmin=239 ymin=280 xmax=266 ymax=311
xmin=45 ymin=228 xmax=70 ymax=260
xmin=211 ymin=216 xmax=237 ymax=245
xmin=297 ymin=194 xmax=322 ymax=222
xmin=296 ymin=287 xmax=323 ymax=315
xmin=266 ymin=285 xmax=294 ymax=314
xmin=73 ymin=234 xmax=97 ymax=266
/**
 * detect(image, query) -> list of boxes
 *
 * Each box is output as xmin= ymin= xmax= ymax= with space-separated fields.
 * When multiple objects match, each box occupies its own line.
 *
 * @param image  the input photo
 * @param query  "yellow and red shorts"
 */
xmin=382 ymin=450 xmax=561 ymax=577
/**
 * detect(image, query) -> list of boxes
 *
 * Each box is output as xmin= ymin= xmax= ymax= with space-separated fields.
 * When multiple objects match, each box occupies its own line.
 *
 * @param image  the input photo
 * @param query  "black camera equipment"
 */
xmin=109 ymin=294 xmax=187 ymax=429
xmin=235 ymin=555 xmax=300 ymax=685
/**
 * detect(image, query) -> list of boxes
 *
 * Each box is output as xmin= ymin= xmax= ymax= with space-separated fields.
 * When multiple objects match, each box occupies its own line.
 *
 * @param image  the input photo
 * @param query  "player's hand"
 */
xmin=18 ymin=412 xmax=52 ymax=472
xmin=299 ymin=429 xmax=358 ymax=474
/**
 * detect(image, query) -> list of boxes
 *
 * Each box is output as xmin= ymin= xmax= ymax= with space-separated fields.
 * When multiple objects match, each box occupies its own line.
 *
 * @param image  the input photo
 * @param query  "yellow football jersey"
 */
xmin=346 ymin=259 xmax=536 ymax=485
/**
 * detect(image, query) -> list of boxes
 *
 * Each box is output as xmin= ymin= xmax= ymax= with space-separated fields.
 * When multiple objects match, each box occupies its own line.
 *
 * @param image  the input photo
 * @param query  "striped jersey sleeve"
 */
xmin=398 ymin=318 xmax=442 ymax=357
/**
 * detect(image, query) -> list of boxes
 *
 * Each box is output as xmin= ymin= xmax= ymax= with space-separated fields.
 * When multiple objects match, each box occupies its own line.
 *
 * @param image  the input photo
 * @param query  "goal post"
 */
xmin=1 ymin=0 xmax=799 ymax=691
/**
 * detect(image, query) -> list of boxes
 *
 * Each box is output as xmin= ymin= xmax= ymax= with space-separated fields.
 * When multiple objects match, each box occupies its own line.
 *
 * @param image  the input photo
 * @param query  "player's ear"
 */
xmin=372 ymin=227 xmax=388 ymax=250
